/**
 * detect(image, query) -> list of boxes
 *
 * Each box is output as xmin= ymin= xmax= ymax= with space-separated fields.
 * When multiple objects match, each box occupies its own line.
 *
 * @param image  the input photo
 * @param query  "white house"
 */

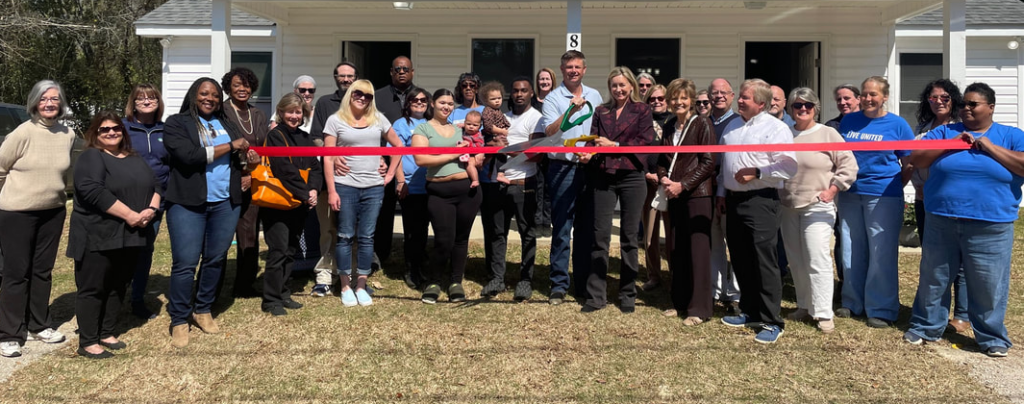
xmin=134 ymin=0 xmax=1021 ymax=123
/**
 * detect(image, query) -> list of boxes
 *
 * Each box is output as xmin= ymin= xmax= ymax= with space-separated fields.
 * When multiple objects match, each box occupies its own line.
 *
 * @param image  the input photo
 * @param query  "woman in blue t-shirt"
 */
xmin=905 ymin=82 xmax=1024 ymax=358
xmin=393 ymin=87 xmax=431 ymax=289
xmin=836 ymin=76 xmax=914 ymax=328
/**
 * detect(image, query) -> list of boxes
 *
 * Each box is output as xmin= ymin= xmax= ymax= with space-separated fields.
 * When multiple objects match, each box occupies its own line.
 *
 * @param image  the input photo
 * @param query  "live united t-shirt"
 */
xmin=838 ymin=112 xmax=914 ymax=197
xmin=922 ymin=122 xmax=1024 ymax=223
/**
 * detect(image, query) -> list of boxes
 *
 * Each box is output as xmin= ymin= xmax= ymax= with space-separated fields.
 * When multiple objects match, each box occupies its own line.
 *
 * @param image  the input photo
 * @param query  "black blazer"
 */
xmin=163 ymin=113 xmax=245 ymax=206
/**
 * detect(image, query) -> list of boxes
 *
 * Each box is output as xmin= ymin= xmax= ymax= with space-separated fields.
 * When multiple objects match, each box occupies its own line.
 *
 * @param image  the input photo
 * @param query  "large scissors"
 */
xmin=498 ymin=102 xmax=596 ymax=166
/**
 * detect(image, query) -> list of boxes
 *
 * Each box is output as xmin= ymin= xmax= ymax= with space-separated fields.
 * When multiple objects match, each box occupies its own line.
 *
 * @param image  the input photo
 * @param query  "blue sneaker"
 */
xmin=310 ymin=284 xmax=329 ymax=297
xmin=754 ymin=325 xmax=784 ymax=344
xmin=721 ymin=314 xmax=753 ymax=328
xmin=903 ymin=331 xmax=924 ymax=345
xmin=341 ymin=289 xmax=357 ymax=307
xmin=986 ymin=346 xmax=1009 ymax=358
xmin=355 ymin=289 xmax=373 ymax=306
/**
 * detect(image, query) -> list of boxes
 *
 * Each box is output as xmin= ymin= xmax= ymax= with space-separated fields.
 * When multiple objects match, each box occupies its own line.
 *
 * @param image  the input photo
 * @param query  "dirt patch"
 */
xmin=0 ymin=320 xmax=76 ymax=383
xmin=933 ymin=344 xmax=1024 ymax=403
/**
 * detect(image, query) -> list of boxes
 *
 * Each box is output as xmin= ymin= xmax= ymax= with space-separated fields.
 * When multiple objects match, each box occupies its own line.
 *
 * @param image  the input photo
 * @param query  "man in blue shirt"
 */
xmin=539 ymin=50 xmax=603 ymax=305
xmin=708 ymin=78 xmax=741 ymax=314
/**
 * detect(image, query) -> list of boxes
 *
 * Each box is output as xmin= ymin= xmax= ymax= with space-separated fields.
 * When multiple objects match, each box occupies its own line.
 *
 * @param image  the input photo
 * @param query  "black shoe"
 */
xmin=866 ymin=317 xmax=892 ymax=328
xmin=513 ymin=281 xmax=532 ymax=302
xmin=481 ymin=278 xmax=505 ymax=298
xmin=403 ymin=272 xmax=420 ymax=290
xmin=619 ymin=305 xmax=635 ymax=314
xmin=723 ymin=300 xmax=741 ymax=316
xmin=422 ymin=284 xmax=441 ymax=304
xmin=835 ymin=308 xmax=853 ymax=318
xmin=581 ymin=305 xmax=603 ymax=313
xmin=282 ymin=299 xmax=304 ymax=310
xmin=98 ymin=340 xmax=127 ymax=350
xmin=77 ymin=347 xmax=114 ymax=359
xmin=132 ymin=301 xmax=156 ymax=320
xmin=263 ymin=305 xmax=287 ymax=316
xmin=549 ymin=290 xmax=566 ymax=306
xmin=448 ymin=283 xmax=466 ymax=303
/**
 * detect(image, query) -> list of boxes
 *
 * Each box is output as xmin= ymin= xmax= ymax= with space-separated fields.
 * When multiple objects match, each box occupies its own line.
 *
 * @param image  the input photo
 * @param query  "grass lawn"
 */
xmin=1 ymin=208 xmax=1022 ymax=403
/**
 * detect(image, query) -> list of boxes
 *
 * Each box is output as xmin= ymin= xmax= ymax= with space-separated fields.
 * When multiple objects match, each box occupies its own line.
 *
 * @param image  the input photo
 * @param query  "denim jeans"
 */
xmin=334 ymin=184 xmax=384 ymax=277
xmin=916 ymin=199 xmax=969 ymax=322
xmin=131 ymin=208 xmax=163 ymax=304
xmin=837 ymin=193 xmax=902 ymax=322
xmin=165 ymin=200 xmax=240 ymax=326
xmin=909 ymin=213 xmax=1014 ymax=350
xmin=546 ymin=160 xmax=585 ymax=295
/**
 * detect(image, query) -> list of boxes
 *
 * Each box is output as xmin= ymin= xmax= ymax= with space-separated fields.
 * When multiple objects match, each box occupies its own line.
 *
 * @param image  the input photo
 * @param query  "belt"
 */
xmin=726 ymin=188 xmax=778 ymax=198
xmin=505 ymin=176 xmax=536 ymax=186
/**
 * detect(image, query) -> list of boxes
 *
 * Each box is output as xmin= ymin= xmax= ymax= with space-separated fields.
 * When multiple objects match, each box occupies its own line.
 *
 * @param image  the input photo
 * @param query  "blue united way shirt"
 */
xmin=922 ymin=122 xmax=1024 ymax=222
xmin=838 ymin=112 xmax=914 ymax=197
xmin=200 ymin=117 xmax=232 ymax=202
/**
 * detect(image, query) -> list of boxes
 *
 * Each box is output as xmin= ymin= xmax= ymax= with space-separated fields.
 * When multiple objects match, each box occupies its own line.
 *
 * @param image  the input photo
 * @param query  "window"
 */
xmin=232 ymin=51 xmax=273 ymax=116
xmin=472 ymin=39 xmax=535 ymax=94
xmin=615 ymin=38 xmax=680 ymax=86
xmin=899 ymin=53 xmax=943 ymax=124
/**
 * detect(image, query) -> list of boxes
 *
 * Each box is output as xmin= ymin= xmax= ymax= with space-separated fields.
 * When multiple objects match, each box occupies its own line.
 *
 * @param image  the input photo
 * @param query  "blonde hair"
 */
xmin=862 ymin=76 xmax=890 ymax=97
xmin=275 ymin=93 xmax=312 ymax=127
xmin=603 ymin=66 xmax=641 ymax=108
xmin=644 ymin=84 xmax=667 ymax=103
xmin=740 ymin=78 xmax=773 ymax=106
xmin=336 ymin=79 xmax=380 ymax=127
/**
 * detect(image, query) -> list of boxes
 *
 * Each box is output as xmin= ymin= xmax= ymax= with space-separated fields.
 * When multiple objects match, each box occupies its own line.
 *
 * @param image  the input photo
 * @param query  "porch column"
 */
xmin=211 ymin=0 xmax=232 ymax=80
xmin=566 ymin=0 xmax=581 ymax=51
xmin=942 ymin=0 xmax=966 ymax=85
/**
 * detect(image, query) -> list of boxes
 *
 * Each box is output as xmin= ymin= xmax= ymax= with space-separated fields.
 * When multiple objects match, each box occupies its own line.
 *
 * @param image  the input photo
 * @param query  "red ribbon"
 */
xmin=251 ymin=139 xmax=970 ymax=157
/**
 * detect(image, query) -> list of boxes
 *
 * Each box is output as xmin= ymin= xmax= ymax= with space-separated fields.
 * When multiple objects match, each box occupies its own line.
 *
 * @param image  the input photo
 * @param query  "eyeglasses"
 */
xmin=334 ymin=74 xmax=356 ymax=80
xmin=460 ymin=82 xmax=478 ymax=89
xmin=135 ymin=97 xmax=158 ymax=104
xmin=639 ymin=83 xmax=653 ymax=88
xmin=297 ymin=88 xmax=316 ymax=94
xmin=928 ymin=95 xmax=951 ymax=103
xmin=791 ymin=102 xmax=815 ymax=110
xmin=647 ymin=96 xmax=665 ymax=103
xmin=38 ymin=97 xmax=60 ymax=105
xmin=710 ymin=91 xmax=732 ymax=97
xmin=695 ymin=100 xmax=711 ymax=107
xmin=98 ymin=126 xmax=122 ymax=134
xmin=964 ymin=100 xmax=990 ymax=109
xmin=393 ymin=66 xmax=411 ymax=73
xmin=351 ymin=90 xmax=374 ymax=102
xmin=410 ymin=97 xmax=429 ymax=104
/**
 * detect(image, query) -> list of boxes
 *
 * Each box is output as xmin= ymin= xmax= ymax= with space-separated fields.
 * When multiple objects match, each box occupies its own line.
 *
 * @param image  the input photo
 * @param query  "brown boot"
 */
xmin=170 ymin=324 xmax=189 ymax=348
xmin=192 ymin=312 xmax=220 ymax=334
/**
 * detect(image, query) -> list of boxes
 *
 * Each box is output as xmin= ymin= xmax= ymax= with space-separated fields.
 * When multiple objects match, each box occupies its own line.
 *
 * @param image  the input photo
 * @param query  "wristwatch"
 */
xmin=755 ymin=168 xmax=762 ymax=179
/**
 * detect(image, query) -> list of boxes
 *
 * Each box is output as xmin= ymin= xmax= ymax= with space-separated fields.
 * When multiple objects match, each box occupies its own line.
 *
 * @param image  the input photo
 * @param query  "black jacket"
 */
xmin=265 ymin=125 xmax=324 ymax=207
xmin=163 ymin=113 xmax=246 ymax=206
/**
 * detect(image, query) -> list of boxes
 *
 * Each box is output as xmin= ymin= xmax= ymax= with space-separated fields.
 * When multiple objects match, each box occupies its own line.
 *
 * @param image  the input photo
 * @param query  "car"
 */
xmin=0 ymin=102 xmax=85 ymax=194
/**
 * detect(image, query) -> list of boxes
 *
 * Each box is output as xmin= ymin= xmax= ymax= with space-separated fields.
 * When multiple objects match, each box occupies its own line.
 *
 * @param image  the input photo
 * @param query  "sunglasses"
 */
xmin=639 ymin=84 xmax=652 ymax=88
xmin=928 ymin=95 xmax=951 ymax=103
xmin=460 ymin=82 xmax=478 ymax=89
xmin=964 ymin=100 xmax=989 ymax=109
xmin=695 ymin=100 xmax=711 ymax=107
xmin=393 ymin=66 xmax=411 ymax=73
xmin=351 ymin=90 xmax=374 ymax=101
xmin=791 ymin=102 xmax=815 ymax=111
xmin=297 ymin=88 xmax=316 ymax=94
xmin=98 ymin=126 xmax=123 ymax=134
xmin=410 ymin=96 xmax=429 ymax=104
xmin=648 ymin=96 xmax=665 ymax=103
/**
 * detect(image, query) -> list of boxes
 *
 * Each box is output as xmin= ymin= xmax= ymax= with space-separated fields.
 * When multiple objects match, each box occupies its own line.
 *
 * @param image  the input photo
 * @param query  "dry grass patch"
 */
xmin=0 ymin=211 xmax=1021 ymax=403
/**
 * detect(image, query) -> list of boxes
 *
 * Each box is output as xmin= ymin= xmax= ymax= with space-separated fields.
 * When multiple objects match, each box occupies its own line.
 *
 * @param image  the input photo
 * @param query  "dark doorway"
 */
xmin=615 ymin=38 xmax=680 ymax=85
xmin=745 ymin=41 xmax=820 ymax=97
xmin=342 ymin=41 xmax=412 ymax=90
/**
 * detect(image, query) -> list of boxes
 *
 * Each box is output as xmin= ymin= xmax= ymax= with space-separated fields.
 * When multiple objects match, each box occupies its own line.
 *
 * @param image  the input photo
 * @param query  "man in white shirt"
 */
xmin=479 ymin=77 xmax=545 ymax=302
xmin=716 ymin=78 xmax=797 ymax=344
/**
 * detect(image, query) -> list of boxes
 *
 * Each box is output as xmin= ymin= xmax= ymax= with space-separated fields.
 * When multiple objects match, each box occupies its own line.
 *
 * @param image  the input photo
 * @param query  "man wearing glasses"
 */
xmin=708 ymin=78 xmax=742 ymax=314
xmin=373 ymin=56 xmax=416 ymax=271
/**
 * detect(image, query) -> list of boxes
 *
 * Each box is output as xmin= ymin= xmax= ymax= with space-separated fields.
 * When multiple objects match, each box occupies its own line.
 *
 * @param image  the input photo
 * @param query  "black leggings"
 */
xmin=0 ymin=208 xmax=65 ymax=343
xmin=260 ymin=206 xmax=306 ymax=310
xmin=425 ymin=179 xmax=481 ymax=286
xmin=75 ymin=248 xmax=141 ymax=348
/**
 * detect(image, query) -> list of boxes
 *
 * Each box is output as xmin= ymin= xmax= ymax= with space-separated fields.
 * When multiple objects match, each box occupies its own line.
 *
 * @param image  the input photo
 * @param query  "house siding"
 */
xmin=161 ymin=36 xmax=275 ymax=118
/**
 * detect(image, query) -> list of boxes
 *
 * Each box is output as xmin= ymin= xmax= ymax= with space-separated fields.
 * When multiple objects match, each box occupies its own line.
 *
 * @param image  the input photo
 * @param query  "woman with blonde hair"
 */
xmin=323 ymin=79 xmax=403 ymax=307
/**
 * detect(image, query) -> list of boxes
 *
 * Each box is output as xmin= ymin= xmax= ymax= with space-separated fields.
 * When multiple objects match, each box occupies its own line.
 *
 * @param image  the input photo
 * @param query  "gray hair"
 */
xmin=833 ymin=83 xmax=860 ymax=98
xmin=26 ymin=80 xmax=69 ymax=120
xmin=636 ymin=72 xmax=656 ymax=85
xmin=293 ymin=75 xmax=316 ymax=89
xmin=787 ymin=86 xmax=821 ymax=118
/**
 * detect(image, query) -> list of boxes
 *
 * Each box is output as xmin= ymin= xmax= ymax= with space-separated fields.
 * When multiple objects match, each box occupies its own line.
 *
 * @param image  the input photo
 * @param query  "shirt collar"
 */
xmin=712 ymin=109 xmax=735 ymax=125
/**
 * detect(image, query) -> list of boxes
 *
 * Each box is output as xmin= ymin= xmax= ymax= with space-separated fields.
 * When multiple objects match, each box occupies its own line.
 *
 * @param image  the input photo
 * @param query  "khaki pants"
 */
xmin=314 ymin=191 xmax=336 ymax=285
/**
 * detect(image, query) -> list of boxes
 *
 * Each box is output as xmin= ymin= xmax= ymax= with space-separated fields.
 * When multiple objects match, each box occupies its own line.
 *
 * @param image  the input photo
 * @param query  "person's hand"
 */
xmin=397 ymin=182 xmax=408 ymax=200
xmin=334 ymin=156 xmax=350 ymax=176
xmin=973 ymin=135 xmax=993 ymax=152
xmin=593 ymin=137 xmax=616 ymax=147
xmin=716 ymin=197 xmax=727 ymax=216
xmin=384 ymin=172 xmax=394 ymax=186
xmin=818 ymin=187 xmax=838 ymax=203
xmin=645 ymin=173 xmax=659 ymax=184
xmin=734 ymin=167 xmax=758 ymax=184
xmin=378 ymin=157 xmax=387 ymax=177
xmin=308 ymin=190 xmax=318 ymax=208
xmin=568 ymin=96 xmax=586 ymax=115
xmin=578 ymin=153 xmax=594 ymax=164
xmin=126 ymin=211 xmax=146 ymax=228
xmin=241 ymin=175 xmax=252 ymax=191
xmin=139 ymin=208 xmax=156 ymax=223
xmin=328 ymin=192 xmax=341 ymax=212
xmin=456 ymin=140 xmax=470 ymax=148
xmin=246 ymin=149 xmax=260 ymax=166
xmin=662 ymin=180 xmax=684 ymax=199
xmin=231 ymin=138 xmax=249 ymax=151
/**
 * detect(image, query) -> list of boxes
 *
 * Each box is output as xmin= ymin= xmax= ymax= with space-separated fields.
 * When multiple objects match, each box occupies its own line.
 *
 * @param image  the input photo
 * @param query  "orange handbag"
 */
xmin=250 ymin=130 xmax=310 ymax=210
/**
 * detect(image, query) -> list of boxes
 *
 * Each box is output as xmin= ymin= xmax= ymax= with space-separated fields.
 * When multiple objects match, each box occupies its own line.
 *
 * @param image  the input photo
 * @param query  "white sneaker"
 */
xmin=1 ymin=341 xmax=22 ymax=357
xmin=28 ymin=328 xmax=65 ymax=344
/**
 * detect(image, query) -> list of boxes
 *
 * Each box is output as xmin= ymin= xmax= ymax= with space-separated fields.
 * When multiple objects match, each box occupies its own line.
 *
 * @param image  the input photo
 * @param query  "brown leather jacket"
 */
xmin=656 ymin=114 xmax=715 ymax=198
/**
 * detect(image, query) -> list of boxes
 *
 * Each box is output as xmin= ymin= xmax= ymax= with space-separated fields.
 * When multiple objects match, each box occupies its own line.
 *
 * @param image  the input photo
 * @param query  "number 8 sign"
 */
xmin=566 ymin=33 xmax=581 ymax=51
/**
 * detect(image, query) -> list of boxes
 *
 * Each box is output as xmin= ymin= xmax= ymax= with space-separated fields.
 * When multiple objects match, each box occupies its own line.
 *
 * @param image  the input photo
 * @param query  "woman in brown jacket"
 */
xmin=657 ymin=78 xmax=716 ymax=326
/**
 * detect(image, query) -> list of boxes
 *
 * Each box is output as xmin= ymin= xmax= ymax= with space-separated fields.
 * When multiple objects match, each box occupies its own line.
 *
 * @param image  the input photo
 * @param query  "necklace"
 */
xmin=231 ymin=102 xmax=254 ymax=135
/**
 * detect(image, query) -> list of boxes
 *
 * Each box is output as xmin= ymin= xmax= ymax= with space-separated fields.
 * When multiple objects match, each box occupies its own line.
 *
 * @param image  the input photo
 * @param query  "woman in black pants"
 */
xmin=579 ymin=67 xmax=655 ymax=313
xmin=260 ymin=93 xmax=323 ymax=315
xmin=68 ymin=111 xmax=161 ymax=358
xmin=412 ymin=89 xmax=482 ymax=304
